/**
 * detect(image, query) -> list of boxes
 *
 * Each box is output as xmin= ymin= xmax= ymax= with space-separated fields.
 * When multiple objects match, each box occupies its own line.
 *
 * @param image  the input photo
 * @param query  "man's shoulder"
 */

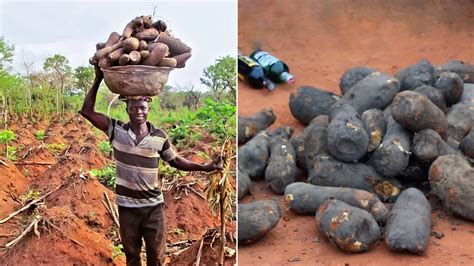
xmin=149 ymin=123 xmax=168 ymax=139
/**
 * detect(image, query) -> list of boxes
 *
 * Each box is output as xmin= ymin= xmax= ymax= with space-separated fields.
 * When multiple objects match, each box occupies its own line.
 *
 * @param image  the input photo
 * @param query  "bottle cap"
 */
xmin=264 ymin=80 xmax=276 ymax=91
xmin=280 ymin=72 xmax=295 ymax=84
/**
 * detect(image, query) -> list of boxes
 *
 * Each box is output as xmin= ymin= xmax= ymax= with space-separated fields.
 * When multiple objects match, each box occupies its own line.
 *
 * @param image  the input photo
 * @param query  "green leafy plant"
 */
xmin=91 ymin=165 xmax=116 ymax=188
xmin=34 ymin=130 xmax=45 ymax=140
xmin=97 ymin=140 xmax=112 ymax=156
xmin=46 ymin=143 xmax=65 ymax=155
xmin=0 ymin=129 xmax=15 ymax=157
xmin=6 ymin=146 xmax=16 ymax=161
xmin=197 ymin=98 xmax=236 ymax=138
xmin=20 ymin=189 xmax=41 ymax=204
xmin=111 ymin=244 xmax=124 ymax=259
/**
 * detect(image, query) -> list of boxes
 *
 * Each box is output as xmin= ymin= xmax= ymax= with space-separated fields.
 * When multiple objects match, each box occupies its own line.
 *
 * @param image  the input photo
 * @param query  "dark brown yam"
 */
xmin=391 ymin=90 xmax=448 ymax=139
xmin=338 ymin=71 xmax=400 ymax=114
xmin=104 ymin=32 xmax=121 ymax=47
xmin=315 ymin=199 xmax=381 ymax=253
xmin=238 ymin=108 xmax=276 ymax=144
xmin=308 ymin=155 xmax=401 ymax=202
xmin=174 ymin=53 xmax=192 ymax=68
xmin=447 ymin=84 xmax=474 ymax=141
xmin=413 ymin=85 xmax=447 ymax=112
xmin=96 ymin=42 xmax=106 ymax=50
xmin=434 ymin=72 xmax=464 ymax=106
xmin=397 ymin=156 xmax=430 ymax=190
xmin=157 ymin=58 xmax=177 ymax=68
xmin=138 ymin=40 xmax=148 ymax=51
xmin=290 ymin=115 xmax=329 ymax=173
xmin=435 ymin=60 xmax=474 ymax=83
xmin=327 ymin=103 xmax=369 ymax=162
xmin=368 ymin=115 xmax=411 ymax=177
xmin=384 ymin=188 xmax=431 ymax=254
xmin=395 ymin=59 xmax=435 ymax=91
xmin=122 ymin=37 xmax=140 ymax=52
xmin=459 ymin=128 xmax=474 ymax=160
xmin=265 ymin=127 xmax=299 ymax=194
xmin=362 ymin=109 xmax=386 ymax=152
xmin=238 ymin=200 xmax=282 ymax=245
xmin=128 ymin=51 xmax=141 ymax=65
xmin=107 ymin=48 xmax=125 ymax=62
xmin=339 ymin=66 xmax=376 ymax=95
xmin=157 ymin=33 xmax=192 ymax=56
xmin=118 ymin=54 xmax=130 ymax=66
xmin=94 ymin=41 xmax=123 ymax=61
xmin=98 ymin=57 xmax=112 ymax=69
xmin=238 ymin=131 xmax=271 ymax=180
xmin=429 ymin=155 xmax=474 ymax=221
xmin=151 ymin=20 xmax=167 ymax=32
xmin=134 ymin=28 xmax=159 ymax=41
xmin=284 ymin=182 xmax=389 ymax=224
xmin=238 ymin=168 xmax=252 ymax=200
xmin=289 ymin=86 xmax=339 ymax=125
xmin=413 ymin=129 xmax=460 ymax=165
xmin=304 ymin=124 xmax=329 ymax=177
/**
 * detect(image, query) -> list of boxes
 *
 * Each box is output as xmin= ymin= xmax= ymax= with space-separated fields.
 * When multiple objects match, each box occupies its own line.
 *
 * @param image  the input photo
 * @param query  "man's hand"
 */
xmin=202 ymin=156 xmax=223 ymax=172
xmin=94 ymin=65 xmax=104 ymax=81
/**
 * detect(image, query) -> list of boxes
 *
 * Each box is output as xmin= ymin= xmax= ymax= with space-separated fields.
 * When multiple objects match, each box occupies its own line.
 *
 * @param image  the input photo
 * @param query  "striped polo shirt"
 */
xmin=107 ymin=118 xmax=177 ymax=208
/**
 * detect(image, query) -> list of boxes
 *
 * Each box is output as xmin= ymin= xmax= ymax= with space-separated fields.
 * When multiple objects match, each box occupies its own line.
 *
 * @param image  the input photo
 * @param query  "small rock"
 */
xmin=288 ymin=258 xmax=302 ymax=262
xmin=313 ymin=237 xmax=320 ymax=243
xmin=283 ymin=216 xmax=290 ymax=221
xmin=431 ymin=231 xmax=444 ymax=239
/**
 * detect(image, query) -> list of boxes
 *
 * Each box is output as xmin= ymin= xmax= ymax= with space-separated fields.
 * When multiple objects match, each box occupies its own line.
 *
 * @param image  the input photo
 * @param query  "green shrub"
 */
xmin=91 ymin=165 xmax=116 ymax=188
xmin=97 ymin=140 xmax=112 ymax=156
xmin=34 ymin=130 xmax=45 ymax=140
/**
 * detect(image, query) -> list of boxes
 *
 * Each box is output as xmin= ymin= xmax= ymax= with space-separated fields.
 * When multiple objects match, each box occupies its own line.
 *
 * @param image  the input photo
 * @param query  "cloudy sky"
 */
xmin=0 ymin=0 xmax=237 ymax=91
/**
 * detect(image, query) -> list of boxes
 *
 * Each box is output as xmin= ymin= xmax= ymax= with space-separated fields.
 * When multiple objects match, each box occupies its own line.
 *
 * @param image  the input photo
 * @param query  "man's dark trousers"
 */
xmin=118 ymin=203 xmax=166 ymax=266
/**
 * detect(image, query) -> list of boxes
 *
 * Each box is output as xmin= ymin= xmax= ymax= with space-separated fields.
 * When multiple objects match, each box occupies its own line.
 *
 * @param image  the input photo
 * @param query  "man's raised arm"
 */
xmin=79 ymin=66 xmax=110 ymax=132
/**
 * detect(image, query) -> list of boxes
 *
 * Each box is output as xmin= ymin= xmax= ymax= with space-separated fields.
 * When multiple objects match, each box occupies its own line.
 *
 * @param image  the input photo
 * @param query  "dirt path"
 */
xmin=238 ymin=0 xmax=474 ymax=264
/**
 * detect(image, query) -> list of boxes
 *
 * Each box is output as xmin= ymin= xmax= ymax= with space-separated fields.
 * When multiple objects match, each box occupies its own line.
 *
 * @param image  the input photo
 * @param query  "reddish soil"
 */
xmin=238 ymin=0 xmax=474 ymax=265
xmin=0 ymin=114 xmax=236 ymax=265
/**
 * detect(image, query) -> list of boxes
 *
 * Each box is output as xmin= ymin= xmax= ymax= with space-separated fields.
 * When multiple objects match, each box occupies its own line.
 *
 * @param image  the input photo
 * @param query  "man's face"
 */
xmin=126 ymin=100 xmax=150 ymax=125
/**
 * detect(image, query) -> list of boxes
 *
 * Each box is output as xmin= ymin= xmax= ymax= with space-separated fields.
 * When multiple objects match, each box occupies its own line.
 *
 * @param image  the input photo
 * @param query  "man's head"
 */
xmin=125 ymin=97 xmax=152 ymax=125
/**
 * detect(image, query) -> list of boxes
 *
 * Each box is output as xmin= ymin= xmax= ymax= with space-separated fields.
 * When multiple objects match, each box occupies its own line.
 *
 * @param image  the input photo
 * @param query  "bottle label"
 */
xmin=239 ymin=55 xmax=259 ymax=68
xmin=252 ymin=51 xmax=279 ymax=67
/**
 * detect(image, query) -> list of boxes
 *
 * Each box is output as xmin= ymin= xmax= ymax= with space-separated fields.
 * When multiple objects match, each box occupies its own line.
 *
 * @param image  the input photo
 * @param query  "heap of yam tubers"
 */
xmin=90 ymin=15 xmax=192 ymax=69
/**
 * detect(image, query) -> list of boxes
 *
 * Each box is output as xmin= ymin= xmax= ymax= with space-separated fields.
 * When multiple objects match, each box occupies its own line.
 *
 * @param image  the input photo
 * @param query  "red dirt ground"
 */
xmin=238 ymin=0 xmax=474 ymax=265
xmin=0 ymin=115 xmax=235 ymax=265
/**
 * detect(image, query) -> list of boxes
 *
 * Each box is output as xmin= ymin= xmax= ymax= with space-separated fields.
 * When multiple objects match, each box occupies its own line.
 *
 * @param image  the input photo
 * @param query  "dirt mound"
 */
xmin=0 ymin=114 xmax=235 ymax=264
xmin=239 ymin=0 xmax=474 ymax=264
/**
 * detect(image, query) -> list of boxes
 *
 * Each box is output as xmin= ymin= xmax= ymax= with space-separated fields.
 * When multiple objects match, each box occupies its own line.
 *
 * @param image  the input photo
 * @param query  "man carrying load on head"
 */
xmin=79 ymin=66 xmax=221 ymax=266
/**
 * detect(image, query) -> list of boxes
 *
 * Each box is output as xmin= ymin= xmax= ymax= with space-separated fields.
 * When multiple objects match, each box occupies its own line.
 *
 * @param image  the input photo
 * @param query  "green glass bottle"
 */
xmin=250 ymin=50 xmax=295 ymax=84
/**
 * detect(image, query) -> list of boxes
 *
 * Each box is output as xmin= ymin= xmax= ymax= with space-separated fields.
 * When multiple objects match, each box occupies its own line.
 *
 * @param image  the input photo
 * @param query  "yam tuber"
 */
xmin=158 ymin=58 xmax=177 ymax=68
xmin=368 ymin=114 xmax=411 ymax=177
xmin=265 ymin=126 xmax=299 ymax=194
xmin=138 ymin=40 xmax=148 ymax=51
xmin=362 ymin=109 xmax=386 ymax=152
xmin=412 ymin=129 xmax=460 ymax=165
xmin=337 ymin=71 xmax=400 ymax=114
xmin=284 ymin=182 xmax=389 ymax=224
xmin=128 ymin=51 xmax=141 ymax=65
xmin=238 ymin=167 xmax=252 ymax=200
xmin=290 ymin=115 xmax=328 ymax=173
xmin=303 ymin=117 xmax=329 ymax=177
xmin=156 ymin=32 xmax=192 ymax=56
xmin=135 ymin=28 xmax=160 ymax=41
xmin=107 ymin=48 xmax=125 ymax=62
xmin=174 ymin=53 xmax=192 ymax=68
xmin=435 ymin=60 xmax=474 ymax=83
xmin=238 ymin=200 xmax=282 ymax=245
xmin=391 ymin=90 xmax=448 ymax=139
xmin=139 ymin=50 xmax=150 ymax=60
xmin=104 ymin=32 xmax=121 ymax=47
xmin=308 ymin=155 xmax=401 ymax=201
xmin=94 ymin=41 xmax=123 ymax=61
xmin=122 ymin=17 xmax=143 ymax=38
xmin=118 ymin=54 xmax=130 ymax=66
xmin=384 ymin=188 xmax=431 ymax=254
xmin=413 ymin=85 xmax=447 ymax=112
xmin=238 ymin=108 xmax=276 ymax=144
xmin=395 ymin=59 xmax=435 ymax=91
xmin=238 ymin=131 xmax=271 ymax=180
xmin=142 ymin=43 xmax=169 ymax=66
xmin=434 ymin=72 xmax=464 ymax=106
xmin=429 ymin=155 xmax=474 ymax=221
xmin=315 ymin=199 xmax=381 ymax=253
xmin=289 ymin=86 xmax=339 ymax=125
xmin=327 ymin=103 xmax=369 ymax=163
xmin=446 ymin=83 xmax=474 ymax=141
xmin=460 ymin=128 xmax=474 ymax=160
xmin=123 ymin=37 xmax=140 ymax=52
xmin=339 ymin=66 xmax=375 ymax=95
